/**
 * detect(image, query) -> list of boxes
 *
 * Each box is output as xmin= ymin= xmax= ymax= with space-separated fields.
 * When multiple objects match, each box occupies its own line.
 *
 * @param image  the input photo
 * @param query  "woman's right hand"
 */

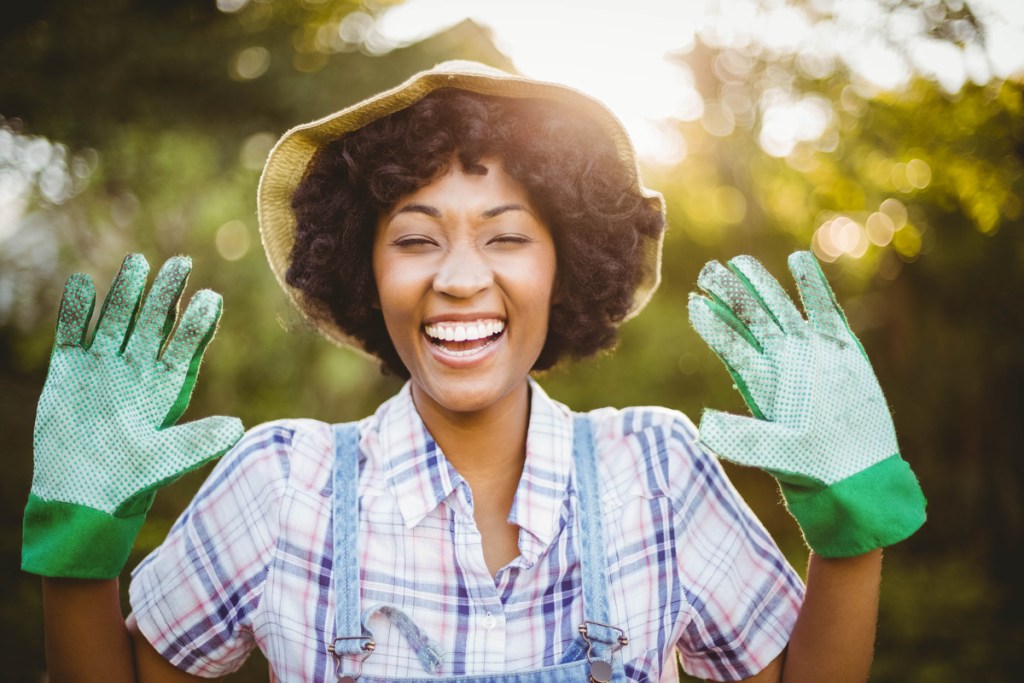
xmin=22 ymin=254 xmax=243 ymax=579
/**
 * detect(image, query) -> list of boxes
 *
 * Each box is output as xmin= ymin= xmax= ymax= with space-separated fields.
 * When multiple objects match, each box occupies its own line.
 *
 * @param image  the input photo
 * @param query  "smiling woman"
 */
xmin=372 ymin=161 xmax=557 ymax=422
xmin=25 ymin=60 xmax=924 ymax=683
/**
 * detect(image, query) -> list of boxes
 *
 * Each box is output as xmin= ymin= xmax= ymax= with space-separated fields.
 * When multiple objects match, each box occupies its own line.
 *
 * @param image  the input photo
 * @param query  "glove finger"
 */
xmin=159 ymin=289 xmax=223 ymax=427
xmin=91 ymin=254 xmax=150 ymax=354
xmin=688 ymin=293 xmax=761 ymax=365
xmin=726 ymin=255 xmax=805 ymax=336
xmin=698 ymin=408 xmax=800 ymax=471
xmin=155 ymin=416 xmax=244 ymax=477
xmin=125 ymin=256 xmax=191 ymax=362
xmin=115 ymin=416 xmax=245 ymax=516
xmin=689 ymin=294 xmax=774 ymax=419
xmin=55 ymin=273 xmax=96 ymax=347
xmin=697 ymin=260 xmax=782 ymax=349
xmin=788 ymin=251 xmax=852 ymax=345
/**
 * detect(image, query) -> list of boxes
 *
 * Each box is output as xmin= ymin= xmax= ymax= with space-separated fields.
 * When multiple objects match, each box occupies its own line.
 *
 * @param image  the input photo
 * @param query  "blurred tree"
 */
xmin=0 ymin=1 xmax=511 ymax=679
xmin=542 ymin=14 xmax=1023 ymax=681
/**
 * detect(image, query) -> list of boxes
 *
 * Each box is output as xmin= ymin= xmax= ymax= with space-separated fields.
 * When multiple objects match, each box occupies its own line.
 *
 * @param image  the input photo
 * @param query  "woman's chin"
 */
xmin=410 ymin=374 xmax=529 ymax=422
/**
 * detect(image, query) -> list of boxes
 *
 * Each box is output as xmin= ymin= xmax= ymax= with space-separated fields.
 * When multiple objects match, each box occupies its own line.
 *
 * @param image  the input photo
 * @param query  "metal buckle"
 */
xmin=328 ymin=636 xmax=375 ymax=682
xmin=578 ymin=621 xmax=628 ymax=683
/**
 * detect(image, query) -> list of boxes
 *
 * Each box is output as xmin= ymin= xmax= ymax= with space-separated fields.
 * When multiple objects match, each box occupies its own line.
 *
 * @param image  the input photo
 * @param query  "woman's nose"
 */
xmin=433 ymin=244 xmax=493 ymax=298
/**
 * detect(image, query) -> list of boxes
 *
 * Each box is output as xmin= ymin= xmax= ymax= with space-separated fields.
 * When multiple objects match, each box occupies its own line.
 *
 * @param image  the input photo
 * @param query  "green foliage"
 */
xmin=550 ymin=43 xmax=1024 ymax=683
xmin=2 ymin=1 xmax=1022 ymax=680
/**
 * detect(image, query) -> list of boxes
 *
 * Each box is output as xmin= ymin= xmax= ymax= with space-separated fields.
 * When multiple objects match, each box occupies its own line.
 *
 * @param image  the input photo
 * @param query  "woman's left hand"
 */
xmin=688 ymin=250 xmax=926 ymax=557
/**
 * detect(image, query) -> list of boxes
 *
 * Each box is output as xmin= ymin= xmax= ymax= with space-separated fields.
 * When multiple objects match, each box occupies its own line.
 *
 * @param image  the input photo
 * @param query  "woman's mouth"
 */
xmin=423 ymin=319 xmax=506 ymax=357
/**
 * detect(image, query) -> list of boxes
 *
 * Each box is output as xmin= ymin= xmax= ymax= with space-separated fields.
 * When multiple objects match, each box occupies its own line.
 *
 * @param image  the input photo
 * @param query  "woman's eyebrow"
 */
xmin=394 ymin=203 xmax=441 ymax=218
xmin=481 ymin=203 xmax=526 ymax=219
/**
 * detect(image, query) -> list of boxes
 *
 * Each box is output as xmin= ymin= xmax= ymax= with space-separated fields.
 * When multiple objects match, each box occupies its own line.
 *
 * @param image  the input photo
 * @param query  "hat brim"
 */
xmin=258 ymin=60 xmax=665 ymax=352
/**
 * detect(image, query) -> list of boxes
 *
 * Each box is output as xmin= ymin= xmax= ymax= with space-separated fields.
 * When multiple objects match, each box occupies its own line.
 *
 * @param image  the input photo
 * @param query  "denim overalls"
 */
xmin=328 ymin=415 xmax=629 ymax=683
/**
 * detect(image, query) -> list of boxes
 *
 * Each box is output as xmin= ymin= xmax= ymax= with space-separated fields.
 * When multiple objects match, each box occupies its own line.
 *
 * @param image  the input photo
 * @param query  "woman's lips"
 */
xmin=422 ymin=318 xmax=506 ymax=361
xmin=423 ymin=319 xmax=505 ymax=343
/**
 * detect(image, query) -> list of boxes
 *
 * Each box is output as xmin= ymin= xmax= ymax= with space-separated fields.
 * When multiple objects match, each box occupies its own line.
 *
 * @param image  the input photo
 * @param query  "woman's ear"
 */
xmin=550 ymin=271 xmax=563 ymax=306
xmin=369 ymin=279 xmax=381 ymax=310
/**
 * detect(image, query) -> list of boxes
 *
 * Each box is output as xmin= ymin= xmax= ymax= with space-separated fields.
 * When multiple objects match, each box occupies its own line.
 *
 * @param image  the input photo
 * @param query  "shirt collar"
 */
xmin=369 ymin=380 xmax=574 ymax=559
xmin=372 ymin=383 xmax=464 ymax=529
xmin=510 ymin=379 xmax=574 ymax=560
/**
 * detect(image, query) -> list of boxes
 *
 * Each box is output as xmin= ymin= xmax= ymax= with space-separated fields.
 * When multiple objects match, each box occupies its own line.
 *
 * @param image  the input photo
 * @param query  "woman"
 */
xmin=23 ymin=61 xmax=925 ymax=682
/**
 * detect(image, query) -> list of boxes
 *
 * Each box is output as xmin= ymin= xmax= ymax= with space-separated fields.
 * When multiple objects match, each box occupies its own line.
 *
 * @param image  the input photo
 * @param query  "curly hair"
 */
xmin=286 ymin=88 xmax=664 ymax=377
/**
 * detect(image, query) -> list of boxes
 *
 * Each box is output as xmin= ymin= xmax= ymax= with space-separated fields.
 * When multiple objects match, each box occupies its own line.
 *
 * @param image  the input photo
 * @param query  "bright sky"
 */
xmin=376 ymin=0 xmax=1024 ymax=163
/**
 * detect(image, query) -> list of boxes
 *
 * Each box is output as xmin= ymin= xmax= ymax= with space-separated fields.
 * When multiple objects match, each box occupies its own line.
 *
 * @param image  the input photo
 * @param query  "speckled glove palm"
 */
xmin=688 ymin=251 xmax=926 ymax=557
xmin=22 ymin=254 xmax=244 ymax=578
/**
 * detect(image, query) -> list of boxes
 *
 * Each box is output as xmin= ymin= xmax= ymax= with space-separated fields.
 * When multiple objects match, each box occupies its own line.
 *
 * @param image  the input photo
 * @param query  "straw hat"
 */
xmin=258 ymin=60 xmax=665 ymax=351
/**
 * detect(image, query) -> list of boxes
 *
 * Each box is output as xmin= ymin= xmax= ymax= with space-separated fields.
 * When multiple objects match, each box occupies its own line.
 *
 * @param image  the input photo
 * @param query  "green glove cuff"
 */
xmin=21 ymin=493 xmax=153 ymax=579
xmin=776 ymin=454 xmax=927 ymax=558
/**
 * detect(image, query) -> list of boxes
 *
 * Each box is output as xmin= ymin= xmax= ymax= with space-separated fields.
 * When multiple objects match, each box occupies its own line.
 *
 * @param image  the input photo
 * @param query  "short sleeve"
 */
xmin=128 ymin=421 xmax=295 ymax=677
xmin=667 ymin=414 xmax=804 ymax=680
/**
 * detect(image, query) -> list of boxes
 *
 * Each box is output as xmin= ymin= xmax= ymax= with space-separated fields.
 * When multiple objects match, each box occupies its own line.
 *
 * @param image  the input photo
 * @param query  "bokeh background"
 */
xmin=2 ymin=0 xmax=1022 ymax=680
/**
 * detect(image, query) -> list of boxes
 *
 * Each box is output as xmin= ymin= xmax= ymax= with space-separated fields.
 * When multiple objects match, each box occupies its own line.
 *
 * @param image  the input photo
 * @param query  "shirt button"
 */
xmin=482 ymin=613 xmax=496 ymax=630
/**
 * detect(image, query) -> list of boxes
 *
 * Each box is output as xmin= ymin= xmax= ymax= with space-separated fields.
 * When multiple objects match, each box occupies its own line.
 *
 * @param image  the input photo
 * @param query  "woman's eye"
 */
xmin=488 ymin=234 xmax=532 ymax=246
xmin=393 ymin=236 xmax=437 ymax=248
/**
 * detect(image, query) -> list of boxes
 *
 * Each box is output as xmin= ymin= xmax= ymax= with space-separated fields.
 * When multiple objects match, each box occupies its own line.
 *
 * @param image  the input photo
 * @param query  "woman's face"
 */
xmin=372 ymin=159 xmax=557 ymax=422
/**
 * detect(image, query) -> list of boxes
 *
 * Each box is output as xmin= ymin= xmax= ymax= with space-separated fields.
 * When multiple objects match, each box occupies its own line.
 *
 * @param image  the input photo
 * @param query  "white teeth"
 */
xmin=424 ymin=319 xmax=505 ymax=342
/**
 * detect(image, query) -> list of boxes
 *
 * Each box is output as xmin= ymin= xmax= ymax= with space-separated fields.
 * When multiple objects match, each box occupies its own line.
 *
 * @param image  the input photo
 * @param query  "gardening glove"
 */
xmin=22 ymin=254 xmax=244 ymax=578
xmin=688 ymin=251 xmax=925 ymax=557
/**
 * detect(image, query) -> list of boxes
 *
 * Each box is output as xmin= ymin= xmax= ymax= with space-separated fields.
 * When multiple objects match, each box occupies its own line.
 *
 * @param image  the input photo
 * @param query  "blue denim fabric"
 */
xmin=329 ymin=415 xmax=627 ymax=682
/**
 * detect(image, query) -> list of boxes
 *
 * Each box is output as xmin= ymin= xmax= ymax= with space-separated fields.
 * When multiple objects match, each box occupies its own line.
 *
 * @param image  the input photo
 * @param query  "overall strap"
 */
xmin=329 ymin=423 xmax=444 ymax=677
xmin=572 ymin=414 xmax=628 ymax=676
xmin=330 ymin=423 xmax=366 ymax=658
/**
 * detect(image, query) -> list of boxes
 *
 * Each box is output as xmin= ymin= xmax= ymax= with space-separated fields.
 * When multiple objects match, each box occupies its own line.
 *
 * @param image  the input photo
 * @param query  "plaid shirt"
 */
xmin=130 ymin=381 xmax=803 ymax=681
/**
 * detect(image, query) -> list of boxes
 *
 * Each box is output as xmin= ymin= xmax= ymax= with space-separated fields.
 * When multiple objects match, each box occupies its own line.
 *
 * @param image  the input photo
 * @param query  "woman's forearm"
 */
xmin=782 ymin=549 xmax=882 ymax=682
xmin=42 ymin=577 xmax=136 ymax=683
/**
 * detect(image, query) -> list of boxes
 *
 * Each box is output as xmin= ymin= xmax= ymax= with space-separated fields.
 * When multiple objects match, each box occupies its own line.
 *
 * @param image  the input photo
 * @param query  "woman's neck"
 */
xmin=411 ymin=379 xmax=531 ymax=575
xmin=411 ymin=379 xmax=531 ymax=484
